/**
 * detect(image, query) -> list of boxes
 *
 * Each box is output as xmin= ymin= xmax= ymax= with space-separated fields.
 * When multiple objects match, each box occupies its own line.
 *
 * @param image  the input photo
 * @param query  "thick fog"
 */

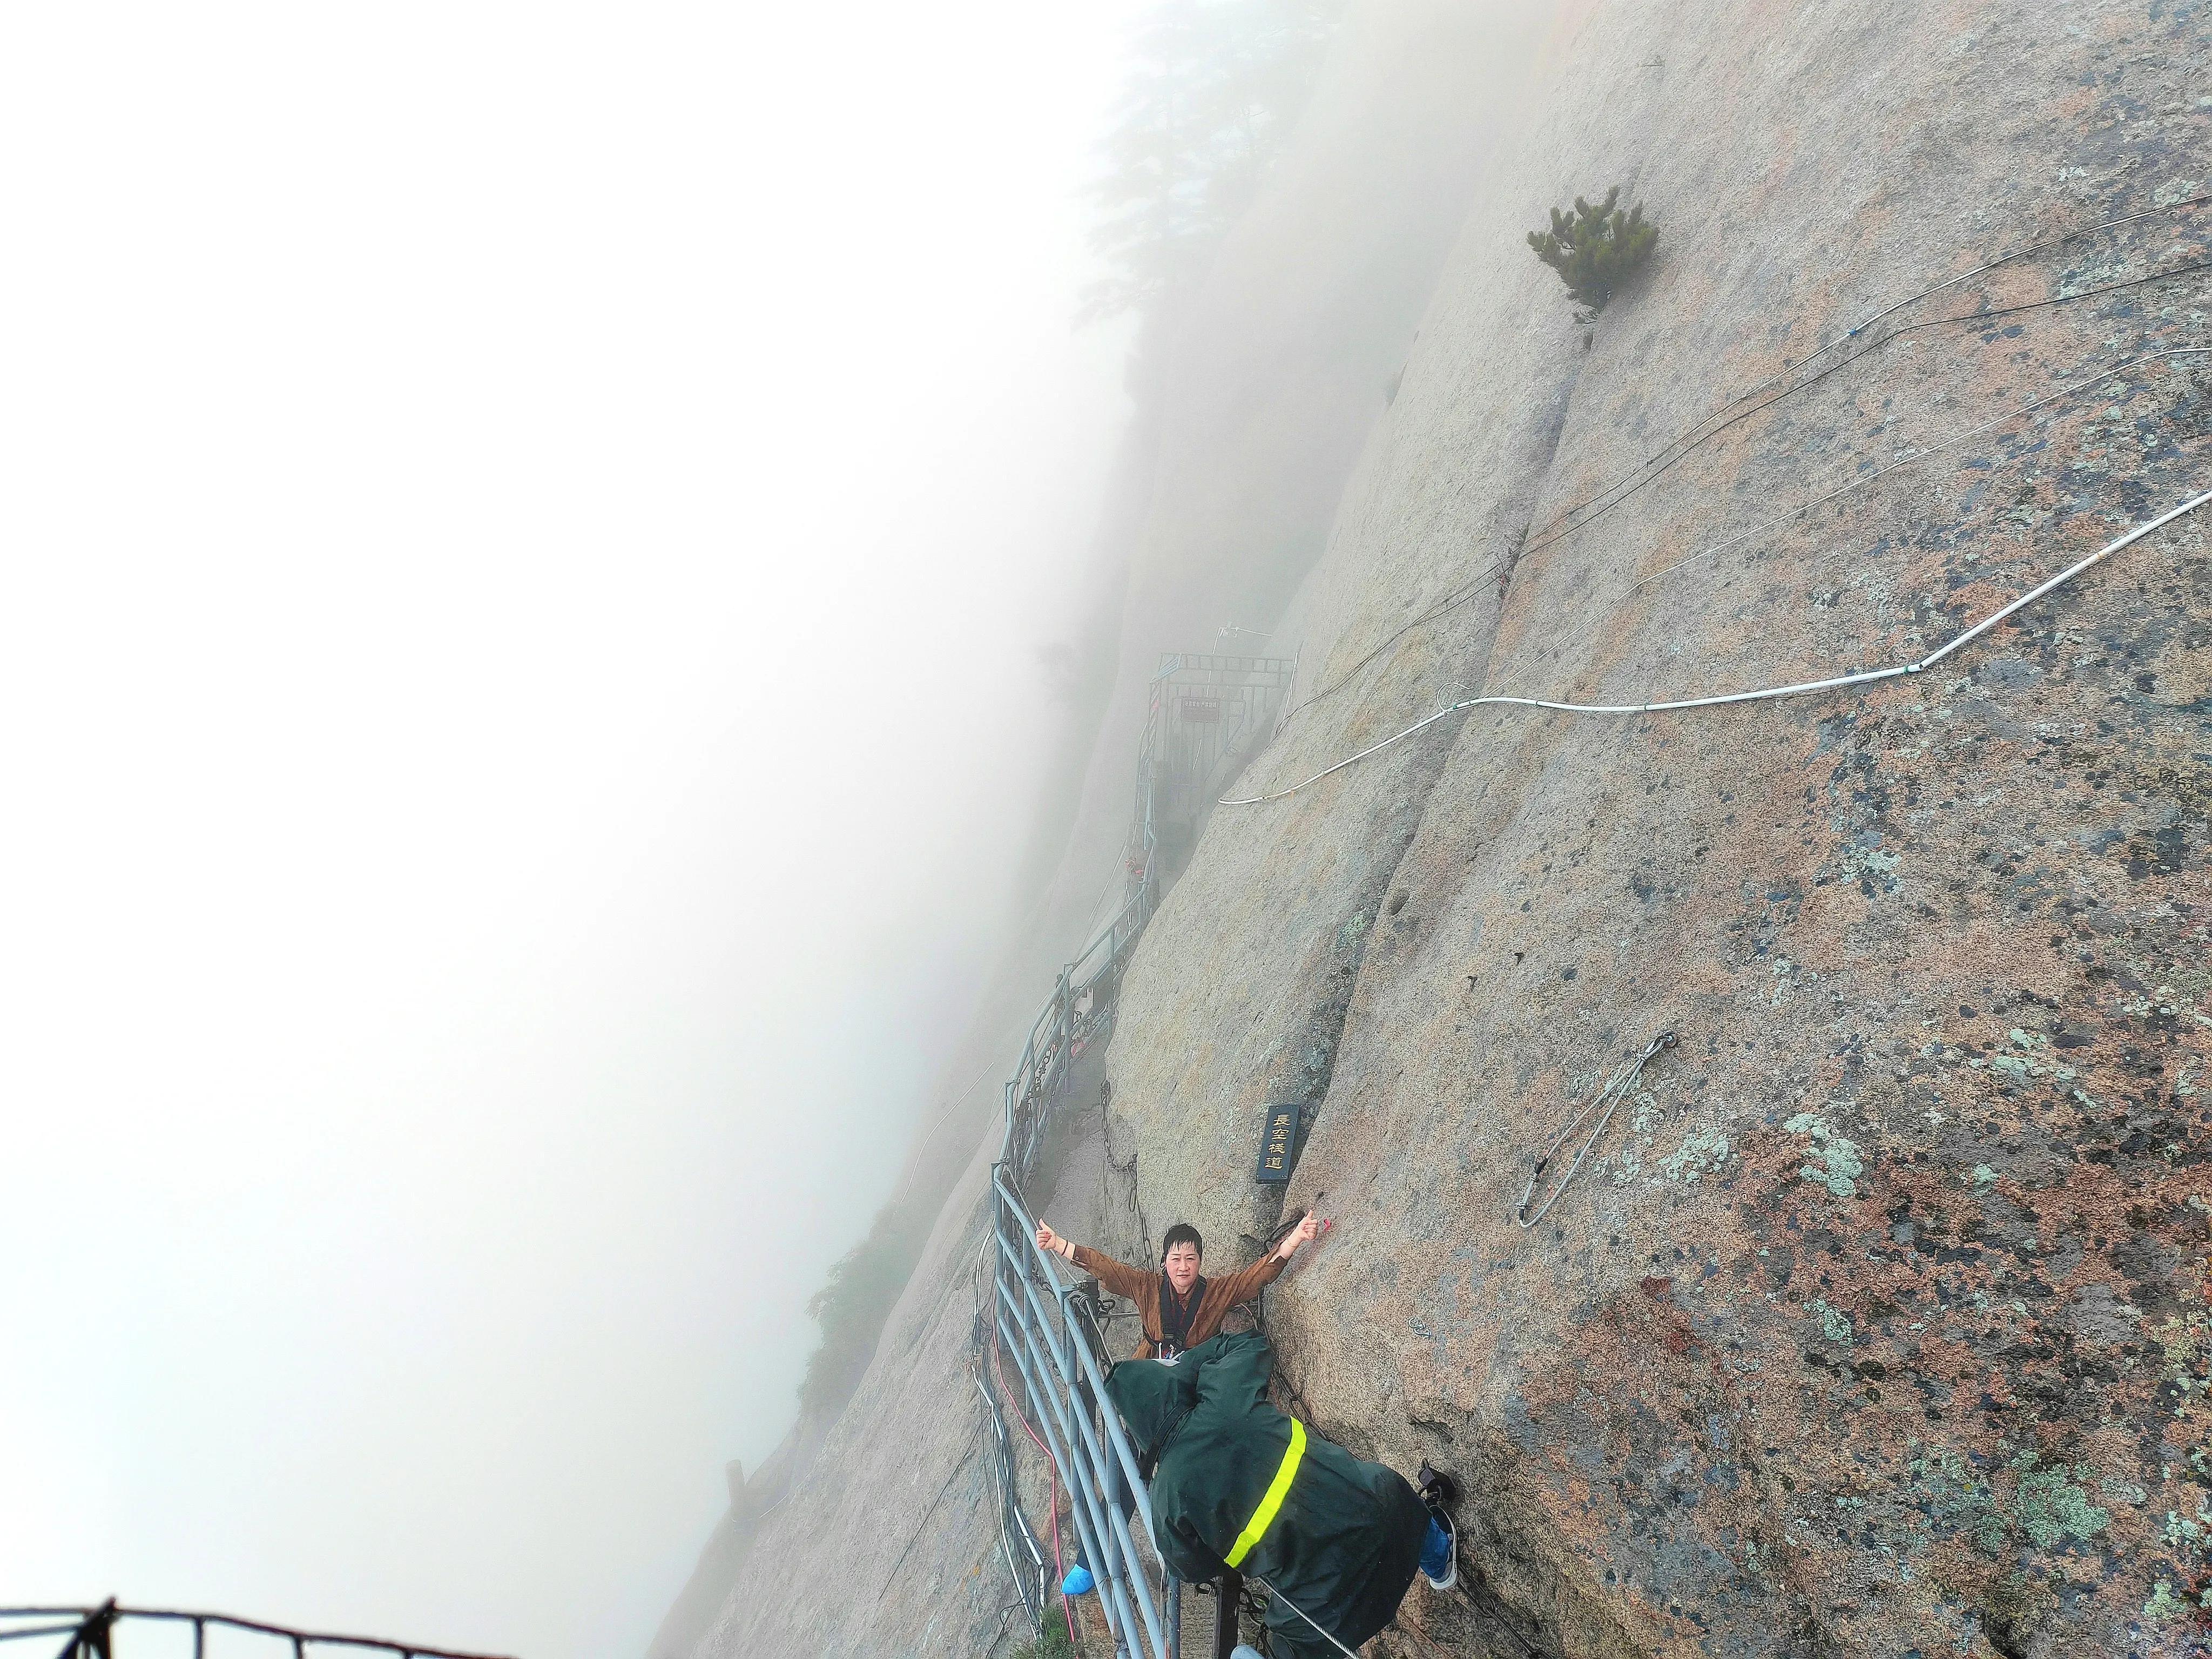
xmin=0 ymin=4 xmax=1144 ymax=1655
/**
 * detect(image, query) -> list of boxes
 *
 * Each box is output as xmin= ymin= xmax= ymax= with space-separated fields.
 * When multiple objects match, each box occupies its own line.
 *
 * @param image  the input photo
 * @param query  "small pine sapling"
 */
xmin=1526 ymin=186 xmax=1658 ymax=324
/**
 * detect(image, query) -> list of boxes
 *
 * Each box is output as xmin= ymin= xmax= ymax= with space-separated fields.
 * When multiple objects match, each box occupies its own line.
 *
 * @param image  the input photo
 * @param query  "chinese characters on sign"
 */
xmin=1255 ymin=1103 xmax=1301 ymax=1183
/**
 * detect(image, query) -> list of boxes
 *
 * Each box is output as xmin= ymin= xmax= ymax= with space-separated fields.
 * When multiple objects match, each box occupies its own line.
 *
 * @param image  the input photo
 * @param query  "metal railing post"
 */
xmin=1214 ymin=1572 xmax=1242 ymax=1659
xmin=65 ymin=1601 xmax=117 ymax=1659
xmin=0 ymin=1602 xmax=507 ymax=1659
xmin=1056 ymin=1290 xmax=1167 ymax=1659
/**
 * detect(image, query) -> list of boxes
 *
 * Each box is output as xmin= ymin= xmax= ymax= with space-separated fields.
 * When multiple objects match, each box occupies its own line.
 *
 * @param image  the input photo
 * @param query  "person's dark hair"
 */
xmin=1161 ymin=1223 xmax=1203 ymax=1262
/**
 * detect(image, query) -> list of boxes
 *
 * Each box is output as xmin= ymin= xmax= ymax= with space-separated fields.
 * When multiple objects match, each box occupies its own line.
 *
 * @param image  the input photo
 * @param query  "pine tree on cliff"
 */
xmin=1526 ymin=186 xmax=1658 ymax=323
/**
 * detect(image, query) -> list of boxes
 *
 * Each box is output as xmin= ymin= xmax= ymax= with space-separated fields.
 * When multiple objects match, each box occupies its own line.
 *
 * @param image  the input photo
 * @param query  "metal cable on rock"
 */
xmin=1511 ymin=253 xmax=2212 ymax=582
xmin=1218 ymin=489 xmax=2212 ymax=806
xmin=1242 ymin=1553 xmax=1528 ymax=1659
xmin=1627 ymin=345 xmax=2212 ymax=596
xmin=976 ymin=1378 xmax=1034 ymax=1620
xmin=1249 ymin=1576 xmax=1363 ymax=1659
xmin=1516 ymin=1032 xmax=1677 ymax=1228
xmin=1522 ymin=197 xmax=2212 ymax=556
xmin=1269 ymin=340 xmax=2207 ymax=738
xmin=1278 ymin=207 xmax=2212 ymax=729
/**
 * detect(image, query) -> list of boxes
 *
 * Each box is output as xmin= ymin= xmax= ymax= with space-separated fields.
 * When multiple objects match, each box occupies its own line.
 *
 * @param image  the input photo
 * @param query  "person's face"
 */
xmin=1163 ymin=1242 xmax=1201 ymax=1293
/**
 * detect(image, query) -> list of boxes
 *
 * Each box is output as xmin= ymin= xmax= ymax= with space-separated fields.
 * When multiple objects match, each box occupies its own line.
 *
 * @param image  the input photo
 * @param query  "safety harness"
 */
xmin=1156 ymin=1272 xmax=1205 ymax=1359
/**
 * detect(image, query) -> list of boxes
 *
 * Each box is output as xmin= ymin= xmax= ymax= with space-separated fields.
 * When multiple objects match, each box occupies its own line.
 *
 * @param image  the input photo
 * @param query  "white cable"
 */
xmin=1285 ymin=292 xmax=2212 ymax=730
xmin=1219 ymin=489 xmax=2211 ymax=806
xmin=1248 ymin=1576 xmax=1361 ymax=1659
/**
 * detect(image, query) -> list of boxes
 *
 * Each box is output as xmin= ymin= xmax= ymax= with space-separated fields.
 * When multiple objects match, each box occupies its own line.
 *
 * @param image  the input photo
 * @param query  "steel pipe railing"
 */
xmin=972 ymin=653 xmax=1293 ymax=1657
xmin=995 ymin=1179 xmax=1158 ymax=1520
xmin=995 ymin=1311 xmax=1143 ymax=1646
xmin=992 ymin=1223 xmax=1170 ymax=1656
xmin=0 ymin=1604 xmax=510 ymax=1659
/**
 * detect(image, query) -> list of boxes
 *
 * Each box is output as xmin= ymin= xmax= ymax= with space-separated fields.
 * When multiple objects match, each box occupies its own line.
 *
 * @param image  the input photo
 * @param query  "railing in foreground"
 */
xmin=988 ymin=1177 xmax=1178 ymax=1658
xmin=977 ymin=653 xmax=1293 ymax=1656
xmin=982 ymin=825 xmax=1172 ymax=1654
xmin=0 ymin=1602 xmax=512 ymax=1659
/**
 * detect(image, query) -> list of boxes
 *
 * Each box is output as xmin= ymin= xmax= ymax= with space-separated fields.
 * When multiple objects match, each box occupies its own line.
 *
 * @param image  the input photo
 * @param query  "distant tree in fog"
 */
xmin=797 ymin=1205 xmax=922 ymax=1418
xmin=1078 ymin=0 xmax=1345 ymax=326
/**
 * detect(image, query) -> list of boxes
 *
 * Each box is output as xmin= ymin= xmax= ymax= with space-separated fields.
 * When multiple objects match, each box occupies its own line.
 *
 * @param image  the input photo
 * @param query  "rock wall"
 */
xmin=1104 ymin=1 xmax=2212 ymax=1656
xmin=670 ymin=1 xmax=2212 ymax=1654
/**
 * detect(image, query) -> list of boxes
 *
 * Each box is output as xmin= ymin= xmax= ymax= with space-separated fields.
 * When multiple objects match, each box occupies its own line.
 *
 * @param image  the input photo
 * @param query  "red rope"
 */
xmin=991 ymin=1327 xmax=1078 ymax=1650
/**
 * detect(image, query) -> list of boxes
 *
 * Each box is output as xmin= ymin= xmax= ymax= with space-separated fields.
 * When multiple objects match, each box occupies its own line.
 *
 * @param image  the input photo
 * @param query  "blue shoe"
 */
xmin=1417 ymin=1462 xmax=1460 ymax=1590
xmin=1062 ymin=1564 xmax=1096 ymax=1596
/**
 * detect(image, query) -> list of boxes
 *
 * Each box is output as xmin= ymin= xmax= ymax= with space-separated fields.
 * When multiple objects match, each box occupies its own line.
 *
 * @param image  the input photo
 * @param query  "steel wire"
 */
xmin=1522 ymin=195 xmax=2212 ymax=556
xmin=1280 ymin=214 xmax=2211 ymax=727
xmin=1219 ymin=489 xmax=2212 ymax=805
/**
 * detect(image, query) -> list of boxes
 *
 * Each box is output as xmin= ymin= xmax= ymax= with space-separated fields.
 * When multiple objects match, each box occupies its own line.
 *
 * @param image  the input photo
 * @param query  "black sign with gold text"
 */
xmin=1255 ymin=1103 xmax=1301 ymax=1183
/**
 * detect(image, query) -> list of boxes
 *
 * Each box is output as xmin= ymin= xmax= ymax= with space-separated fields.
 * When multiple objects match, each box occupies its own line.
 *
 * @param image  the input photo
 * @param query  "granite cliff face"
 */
xmin=673 ymin=2 xmax=2212 ymax=1654
xmin=1107 ymin=2 xmax=2212 ymax=1654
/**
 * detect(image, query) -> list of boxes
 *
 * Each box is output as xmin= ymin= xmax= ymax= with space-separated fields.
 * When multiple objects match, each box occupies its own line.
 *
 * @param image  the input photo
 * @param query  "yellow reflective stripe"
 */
xmin=1223 ymin=1418 xmax=1305 ymax=1568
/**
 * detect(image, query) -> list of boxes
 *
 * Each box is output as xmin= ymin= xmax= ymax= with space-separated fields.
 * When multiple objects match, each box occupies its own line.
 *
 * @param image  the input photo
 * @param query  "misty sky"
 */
xmin=0 ymin=4 xmax=1143 ymax=1655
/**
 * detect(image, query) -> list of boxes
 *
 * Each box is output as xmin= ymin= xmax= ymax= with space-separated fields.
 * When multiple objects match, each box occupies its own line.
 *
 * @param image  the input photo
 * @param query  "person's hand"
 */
xmin=1277 ymin=1212 xmax=1324 ymax=1260
xmin=1036 ymin=1221 xmax=1066 ymax=1259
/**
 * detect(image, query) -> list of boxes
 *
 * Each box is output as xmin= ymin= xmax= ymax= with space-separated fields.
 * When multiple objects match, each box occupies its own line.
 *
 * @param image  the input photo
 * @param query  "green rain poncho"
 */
xmin=1105 ymin=1330 xmax=1430 ymax=1658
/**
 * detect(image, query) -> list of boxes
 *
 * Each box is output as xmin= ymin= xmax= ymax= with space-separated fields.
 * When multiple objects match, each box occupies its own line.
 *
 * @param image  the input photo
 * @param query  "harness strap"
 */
xmin=1223 ymin=1418 xmax=1305 ymax=1568
xmin=1157 ymin=1272 xmax=1205 ymax=1355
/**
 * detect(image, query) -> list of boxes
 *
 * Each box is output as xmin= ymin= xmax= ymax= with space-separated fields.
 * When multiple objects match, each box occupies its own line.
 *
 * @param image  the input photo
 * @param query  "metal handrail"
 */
xmin=995 ymin=1181 xmax=1156 ymax=1526
xmin=974 ymin=654 xmax=1292 ymax=1657
xmin=0 ymin=1603 xmax=511 ymax=1659
xmin=990 ymin=1209 xmax=1170 ymax=1657
xmin=992 ymin=1180 xmax=1172 ymax=1651
xmin=993 ymin=1306 xmax=1124 ymax=1611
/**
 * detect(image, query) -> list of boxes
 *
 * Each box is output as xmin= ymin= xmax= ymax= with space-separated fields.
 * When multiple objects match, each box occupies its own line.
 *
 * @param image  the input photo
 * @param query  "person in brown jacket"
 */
xmin=1037 ymin=1212 xmax=1326 ymax=1599
xmin=1033 ymin=1215 xmax=1324 ymax=1360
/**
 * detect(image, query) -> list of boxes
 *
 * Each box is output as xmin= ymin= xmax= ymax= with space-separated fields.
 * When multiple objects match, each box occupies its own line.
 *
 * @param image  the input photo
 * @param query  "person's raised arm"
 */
xmin=1034 ymin=1220 xmax=1151 ymax=1299
xmin=1274 ymin=1212 xmax=1324 ymax=1262
xmin=1212 ymin=1213 xmax=1323 ymax=1307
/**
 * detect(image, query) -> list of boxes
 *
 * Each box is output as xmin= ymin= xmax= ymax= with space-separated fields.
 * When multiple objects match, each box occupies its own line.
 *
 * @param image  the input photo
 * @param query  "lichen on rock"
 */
xmin=680 ymin=4 xmax=2212 ymax=1655
xmin=1784 ymin=1111 xmax=1866 ymax=1198
xmin=2007 ymin=1456 xmax=2112 ymax=1551
xmin=1806 ymin=1297 xmax=1854 ymax=1346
